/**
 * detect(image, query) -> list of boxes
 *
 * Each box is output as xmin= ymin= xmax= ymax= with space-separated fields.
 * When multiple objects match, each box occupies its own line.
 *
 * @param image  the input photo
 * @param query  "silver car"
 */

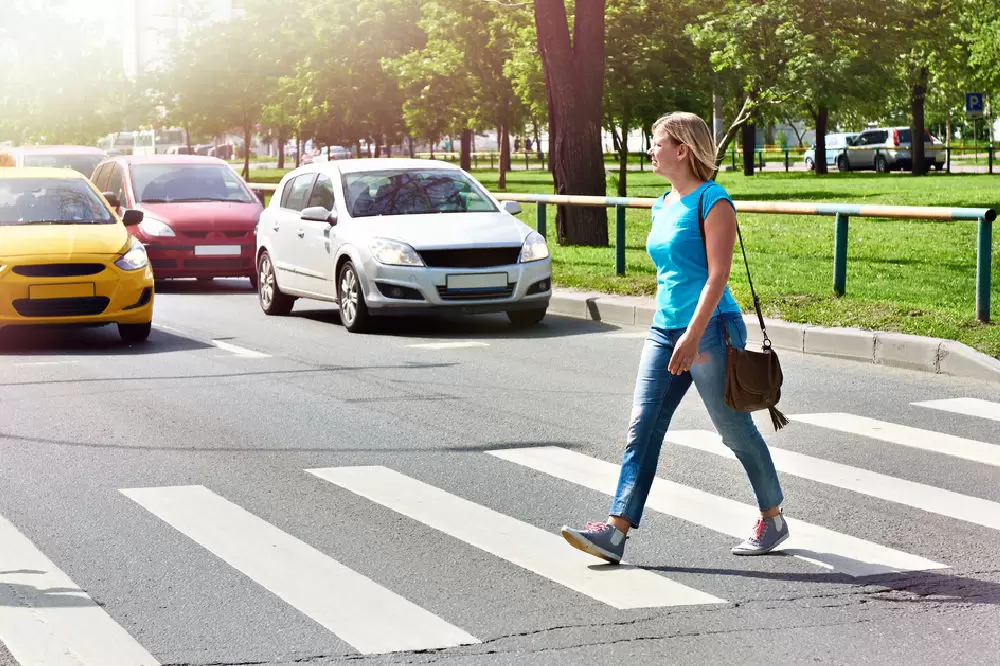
xmin=255 ymin=159 xmax=552 ymax=332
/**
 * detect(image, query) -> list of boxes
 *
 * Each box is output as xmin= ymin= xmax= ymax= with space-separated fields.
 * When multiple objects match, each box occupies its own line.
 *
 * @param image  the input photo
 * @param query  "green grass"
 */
xmin=243 ymin=166 xmax=1000 ymax=357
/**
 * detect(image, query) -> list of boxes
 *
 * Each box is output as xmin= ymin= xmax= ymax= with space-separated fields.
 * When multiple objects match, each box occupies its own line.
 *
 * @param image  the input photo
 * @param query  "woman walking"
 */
xmin=561 ymin=112 xmax=787 ymax=564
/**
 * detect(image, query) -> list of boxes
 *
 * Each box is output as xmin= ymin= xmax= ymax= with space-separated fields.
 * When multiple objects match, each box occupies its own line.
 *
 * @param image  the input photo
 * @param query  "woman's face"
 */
xmin=648 ymin=130 xmax=686 ymax=179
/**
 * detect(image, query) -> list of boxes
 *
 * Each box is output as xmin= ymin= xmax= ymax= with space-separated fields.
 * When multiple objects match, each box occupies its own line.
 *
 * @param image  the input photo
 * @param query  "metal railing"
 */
xmin=246 ymin=181 xmax=996 ymax=323
xmin=490 ymin=193 xmax=998 ymax=324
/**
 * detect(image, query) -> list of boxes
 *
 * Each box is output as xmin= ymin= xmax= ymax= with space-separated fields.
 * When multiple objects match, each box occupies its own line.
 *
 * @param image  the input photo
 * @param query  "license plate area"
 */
xmin=445 ymin=272 xmax=508 ymax=290
xmin=194 ymin=245 xmax=242 ymax=256
xmin=29 ymin=283 xmax=96 ymax=299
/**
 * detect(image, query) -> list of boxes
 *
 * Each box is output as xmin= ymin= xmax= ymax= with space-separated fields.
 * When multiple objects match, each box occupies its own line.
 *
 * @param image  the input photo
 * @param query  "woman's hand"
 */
xmin=668 ymin=330 xmax=704 ymax=375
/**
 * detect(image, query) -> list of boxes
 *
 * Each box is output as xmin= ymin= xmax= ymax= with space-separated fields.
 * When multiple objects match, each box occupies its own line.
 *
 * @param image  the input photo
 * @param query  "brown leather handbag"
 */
xmin=697 ymin=190 xmax=788 ymax=431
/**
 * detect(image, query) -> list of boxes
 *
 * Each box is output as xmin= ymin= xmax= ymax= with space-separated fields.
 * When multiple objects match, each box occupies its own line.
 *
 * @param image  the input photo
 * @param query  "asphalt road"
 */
xmin=1 ymin=278 xmax=999 ymax=665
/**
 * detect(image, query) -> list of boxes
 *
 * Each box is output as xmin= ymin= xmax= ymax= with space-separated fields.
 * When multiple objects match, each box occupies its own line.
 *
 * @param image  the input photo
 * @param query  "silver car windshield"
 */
xmin=343 ymin=170 xmax=498 ymax=218
xmin=0 ymin=178 xmax=115 ymax=226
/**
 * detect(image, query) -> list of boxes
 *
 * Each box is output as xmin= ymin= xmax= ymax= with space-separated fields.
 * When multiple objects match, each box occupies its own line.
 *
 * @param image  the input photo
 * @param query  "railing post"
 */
xmin=525 ymin=151 xmax=529 ymax=171
xmin=833 ymin=213 xmax=849 ymax=296
xmin=731 ymin=147 xmax=736 ymax=169
xmin=989 ymin=144 xmax=994 ymax=175
xmin=946 ymin=146 xmax=950 ymax=173
xmin=536 ymin=201 xmax=546 ymax=239
xmin=784 ymin=150 xmax=789 ymax=172
xmin=615 ymin=204 xmax=626 ymax=276
xmin=977 ymin=217 xmax=992 ymax=323
xmin=490 ymin=153 xmax=494 ymax=170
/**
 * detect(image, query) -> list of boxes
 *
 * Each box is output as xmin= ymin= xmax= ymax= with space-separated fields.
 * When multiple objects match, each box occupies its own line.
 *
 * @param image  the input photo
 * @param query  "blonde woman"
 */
xmin=561 ymin=112 xmax=787 ymax=564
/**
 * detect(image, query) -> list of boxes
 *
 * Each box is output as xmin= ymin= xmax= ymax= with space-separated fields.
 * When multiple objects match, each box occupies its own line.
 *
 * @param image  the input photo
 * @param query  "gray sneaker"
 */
xmin=731 ymin=513 xmax=789 ymax=555
xmin=561 ymin=521 xmax=627 ymax=564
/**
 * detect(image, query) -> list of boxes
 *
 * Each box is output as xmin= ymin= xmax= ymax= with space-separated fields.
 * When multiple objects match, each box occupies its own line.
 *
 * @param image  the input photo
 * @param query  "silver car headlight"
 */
xmin=139 ymin=216 xmax=175 ymax=237
xmin=519 ymin=231 xmax=549 ymax=263
xmin=115 ymin=241 xmax=149 ymax=271
xmin=370 ymin=238 xmax=424 ymax=266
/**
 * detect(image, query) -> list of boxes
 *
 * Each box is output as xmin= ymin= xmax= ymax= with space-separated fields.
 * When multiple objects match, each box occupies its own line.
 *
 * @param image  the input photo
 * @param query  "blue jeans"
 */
xmin=609 ymin=314 xmax=784 ymax=527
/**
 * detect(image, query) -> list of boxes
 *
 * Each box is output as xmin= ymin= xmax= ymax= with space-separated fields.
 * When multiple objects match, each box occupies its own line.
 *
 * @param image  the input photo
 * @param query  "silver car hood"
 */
xmin=352 ymin=212 xmax=529 ymax=249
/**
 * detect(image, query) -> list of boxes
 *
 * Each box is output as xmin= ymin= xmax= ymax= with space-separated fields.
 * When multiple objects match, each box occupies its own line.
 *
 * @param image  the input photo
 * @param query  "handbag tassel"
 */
xmin=768 ymin=406 xmax=789 ymax=431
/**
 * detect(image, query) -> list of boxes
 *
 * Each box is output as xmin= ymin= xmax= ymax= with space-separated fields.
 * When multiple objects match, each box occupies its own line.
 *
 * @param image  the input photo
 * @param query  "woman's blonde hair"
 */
xmin=651 ymin=112 xmax=718 ymax=182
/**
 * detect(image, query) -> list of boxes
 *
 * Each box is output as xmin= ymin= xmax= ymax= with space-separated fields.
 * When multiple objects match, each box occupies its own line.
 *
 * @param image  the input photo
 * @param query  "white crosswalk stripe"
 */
xmin=0 ymin=514 xmax=160 ymax=666
xmin=488 ymin=446 xmax=947 ymax=577
xmin=121 ymin=485 xmax=479 ymax=655
xmin=792 ymin=412 xmax=1000 ymax=467
xmin=307 ymin=465 xmax=726 ymax=609
xmin=666 ymin=430 xmax=1000 ymax=531
xmin=913 ymin=397 xmax=1000 ymax=423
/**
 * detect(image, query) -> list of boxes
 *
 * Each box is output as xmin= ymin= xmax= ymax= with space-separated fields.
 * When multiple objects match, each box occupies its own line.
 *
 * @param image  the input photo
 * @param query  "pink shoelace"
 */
xmin=585 ymin=521 xmax=610 ymax=533
xmin=750 ymin=518 xmax=767 ymax=542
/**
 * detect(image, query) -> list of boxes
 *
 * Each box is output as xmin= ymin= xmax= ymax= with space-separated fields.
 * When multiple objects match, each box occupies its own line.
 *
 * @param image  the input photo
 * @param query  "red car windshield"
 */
xmin=131 ymin=164 xmax=256 ymax=204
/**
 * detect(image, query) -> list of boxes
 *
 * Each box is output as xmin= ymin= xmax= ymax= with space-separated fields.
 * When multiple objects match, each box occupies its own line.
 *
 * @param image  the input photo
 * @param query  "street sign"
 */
xmin=966 ymin=92 xmax=984 ymax=119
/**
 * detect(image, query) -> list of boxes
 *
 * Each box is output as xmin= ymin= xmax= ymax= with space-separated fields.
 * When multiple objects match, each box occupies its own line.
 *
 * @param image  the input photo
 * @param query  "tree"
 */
xmin=534 ymin=0 xmax=608 ymax=246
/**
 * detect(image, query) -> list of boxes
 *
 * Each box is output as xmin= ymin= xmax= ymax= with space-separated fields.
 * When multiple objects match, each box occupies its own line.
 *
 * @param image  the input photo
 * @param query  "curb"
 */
xmin=549 ymin=288 xmax=1000 ymax=384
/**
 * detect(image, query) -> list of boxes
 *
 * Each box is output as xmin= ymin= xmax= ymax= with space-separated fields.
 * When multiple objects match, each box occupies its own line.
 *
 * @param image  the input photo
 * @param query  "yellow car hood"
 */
xmin=0 ymin=224 xmax=129 ymax=258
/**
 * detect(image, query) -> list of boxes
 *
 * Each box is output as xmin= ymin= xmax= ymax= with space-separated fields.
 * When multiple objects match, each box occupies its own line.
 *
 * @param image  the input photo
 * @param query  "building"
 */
xmin=122 ymin=0 xmax=241 ymax=79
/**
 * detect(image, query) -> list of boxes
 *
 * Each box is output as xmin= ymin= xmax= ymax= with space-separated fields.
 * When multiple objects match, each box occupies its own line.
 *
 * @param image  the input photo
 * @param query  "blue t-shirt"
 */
xmin=646 ymin=180 xmax=743 ymax=330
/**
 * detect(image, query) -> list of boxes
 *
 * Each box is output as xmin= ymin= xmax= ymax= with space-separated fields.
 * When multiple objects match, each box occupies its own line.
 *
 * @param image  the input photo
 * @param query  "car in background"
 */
xmin=839 ymin=126 xmax=946 ymax=172
xmin=255 ymin=158 xmax=551 ymax=333
xmin=2 ymin=145 xmax=106 ymax=176
xmin=803 ymin=133 xmax=858 ymax=170
xmin=90 ymin=155 xmax=263 ymax=287
xmin=0 ymin=167 xmax=153 ymax=343
xmin=303 ymin=146 xmax=352 ymax=163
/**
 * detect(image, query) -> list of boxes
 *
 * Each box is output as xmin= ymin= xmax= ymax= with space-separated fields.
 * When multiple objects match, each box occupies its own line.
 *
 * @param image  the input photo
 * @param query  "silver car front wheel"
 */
xmin=337 ymin=261 xmax=371 ymax=332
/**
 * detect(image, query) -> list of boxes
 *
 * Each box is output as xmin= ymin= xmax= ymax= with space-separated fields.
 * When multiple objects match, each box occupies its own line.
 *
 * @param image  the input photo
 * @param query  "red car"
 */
xmin=89 ymin=155 xmax=263 ymax=286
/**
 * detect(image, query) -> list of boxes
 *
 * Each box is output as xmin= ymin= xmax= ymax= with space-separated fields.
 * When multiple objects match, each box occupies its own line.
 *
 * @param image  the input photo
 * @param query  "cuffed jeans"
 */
xmin=609 ymin=314 xmax=784 ymax=527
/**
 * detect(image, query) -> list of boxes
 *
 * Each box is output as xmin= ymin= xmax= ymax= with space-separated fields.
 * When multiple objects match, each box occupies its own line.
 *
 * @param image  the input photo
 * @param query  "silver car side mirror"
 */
xmin=501 ymin=200 xmax=521 ymax=216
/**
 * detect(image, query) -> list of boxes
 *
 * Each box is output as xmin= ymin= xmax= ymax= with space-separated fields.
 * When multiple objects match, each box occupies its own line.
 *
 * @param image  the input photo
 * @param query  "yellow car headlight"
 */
xmin=115 ymin=242 xmax=149 ymax=271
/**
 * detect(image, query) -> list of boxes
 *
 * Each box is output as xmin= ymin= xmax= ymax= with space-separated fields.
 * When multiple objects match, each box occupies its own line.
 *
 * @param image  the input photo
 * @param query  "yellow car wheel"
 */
xmin=118 ymin=321 xmax=152 ymax=344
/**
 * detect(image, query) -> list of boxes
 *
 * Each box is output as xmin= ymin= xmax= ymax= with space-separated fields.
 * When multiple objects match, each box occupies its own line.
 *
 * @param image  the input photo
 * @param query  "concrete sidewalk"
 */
xmin=549 ymin=287 xmax=1000 ymax=383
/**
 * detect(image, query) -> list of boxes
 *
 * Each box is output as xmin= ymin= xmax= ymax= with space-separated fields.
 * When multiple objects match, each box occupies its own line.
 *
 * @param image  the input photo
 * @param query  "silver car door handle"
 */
xmin=272 ymin=223 xmax=280 ymax=231
xmin=296 ymin=229 xmax=305 ymax=238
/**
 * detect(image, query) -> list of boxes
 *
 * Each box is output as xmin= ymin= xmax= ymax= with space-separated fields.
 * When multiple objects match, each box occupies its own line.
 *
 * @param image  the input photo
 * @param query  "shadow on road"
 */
xmin=0 ymin=326 xmax=212 ymax=357
xmin=153 ymin=277 xmax=256 ymax=295
xmin=640 ymin=563 xmax=1000 ymax=606
xmin=293 ymin=305 xmax=620 ymax=341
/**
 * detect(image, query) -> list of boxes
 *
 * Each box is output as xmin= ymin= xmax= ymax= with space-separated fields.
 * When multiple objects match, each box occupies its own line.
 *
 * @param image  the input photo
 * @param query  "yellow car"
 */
xmin=0 ymin=167 xmax=154 ymax=343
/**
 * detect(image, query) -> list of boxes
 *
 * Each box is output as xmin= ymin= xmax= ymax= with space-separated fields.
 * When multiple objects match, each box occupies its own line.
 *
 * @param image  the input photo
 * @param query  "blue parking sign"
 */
xmin=966 ymin=92 xmax=984 ymax=118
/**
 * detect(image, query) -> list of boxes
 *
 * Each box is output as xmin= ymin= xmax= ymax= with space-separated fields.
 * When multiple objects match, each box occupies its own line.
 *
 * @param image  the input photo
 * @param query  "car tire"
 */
xmin=934 ymin=162 xmax=944 ymax=171
xmin=118 ymin=321 xmax=151 ymax=344
xmin=507 ymin=308 xmax=547 ymax=328
xmin=258 ymin=250 xmax=295 ymax=315
xmin=875 ymin=156 xmax=890 ymax=173
xmin=338 ymin=261 xmax=371 ymax=333
xmin=804 ymin=158 xmax=814 ymax=171
xmin=836 ymin=155 xmax=850 ymax=172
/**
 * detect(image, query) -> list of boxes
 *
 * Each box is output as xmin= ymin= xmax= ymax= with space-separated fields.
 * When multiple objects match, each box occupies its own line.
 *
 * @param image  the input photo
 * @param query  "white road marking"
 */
xmin=667 ymin=430 xmax=1000 ymax=531
xmin=0 ymin=514 xmax=160 ymax=666
xmin=121 ymin=485 xmax=477 ymax=655
xmin=913 ymin=398 xmax=1000 ymax=424
xmin=792 ymin=413 xmax=1000 ymax=467
xmin=489 ymin=447 xmax=947 ymax=577
xmin=406 ymin=341 xmax=491 ymax=350
xmin=152 ymin=324 xmax=181 ymax=334
xmin=210 ymin=340 xmax=270 ymax=358
xmin=308 ymin=466 xmax=725 ymax=609
xmin=14 ymin=361 xmax=79 ymax=367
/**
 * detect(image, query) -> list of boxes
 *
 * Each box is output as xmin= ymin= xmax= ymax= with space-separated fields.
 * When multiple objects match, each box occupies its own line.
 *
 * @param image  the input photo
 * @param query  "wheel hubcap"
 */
xmin=260 ymin=256 xmax=274 ymax=307
xmin=340 ymin=268 xmax=358 ymax=324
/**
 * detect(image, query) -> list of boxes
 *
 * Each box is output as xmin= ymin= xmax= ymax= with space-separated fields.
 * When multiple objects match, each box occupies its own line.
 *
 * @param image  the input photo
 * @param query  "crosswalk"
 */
xmin=1 ymin=395 xmax=998 ymax=664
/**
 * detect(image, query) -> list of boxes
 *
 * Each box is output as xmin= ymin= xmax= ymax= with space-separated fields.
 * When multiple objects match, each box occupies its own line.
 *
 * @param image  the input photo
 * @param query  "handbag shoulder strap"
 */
xmin=697 ymin=184 xmax=770 ymax=348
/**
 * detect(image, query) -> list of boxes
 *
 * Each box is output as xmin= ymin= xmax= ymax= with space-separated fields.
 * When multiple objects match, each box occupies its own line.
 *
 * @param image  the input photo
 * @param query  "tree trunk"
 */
xmin=610 ymin=125 xmax=622 ymax=154
xmin=242 ymin=122 xmax=252 ymax=181
xmin=407 ymin=136 xmax=415 ymax=158
xmin=533 ymin=121 xmax=542 ymax=159
xmin=295 ymin=130 xmax=301 ymax=168
xmin=910 ymin=65 xmax=928 ymax=176
xmin=712 ymin=90 xmax=725 ymax=145
xmin=184 ymin=120 xmax=192 ymax=155
xmin=813 ymin=106 xmax=828 ymax=176
xmin=742 ymin=122 xmax=756 ymax=176
xmin=277 ymin=129 xmax=286 ymax=169
xmin=498 ymin=124 xmax=509 ymax=189
xmin=617 ymin=119 xmax=629 ymax=197
xmin=460 ymin=128 xmax=473 ymax=171
xmin=534 ymin=0 xmax=608 ymax=246
xmin=713 ymin=93 xmax=754 ymax=174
